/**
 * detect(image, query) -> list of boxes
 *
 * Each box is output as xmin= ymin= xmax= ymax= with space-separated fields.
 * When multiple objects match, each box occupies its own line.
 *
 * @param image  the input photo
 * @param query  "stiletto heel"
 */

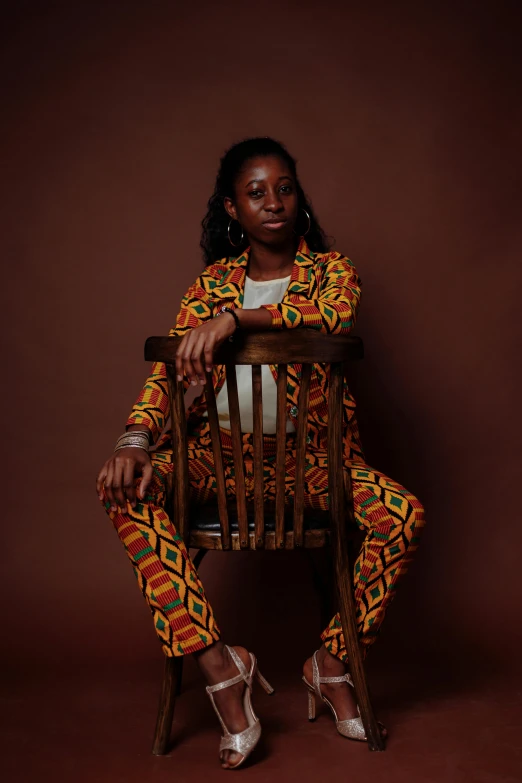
xmin=255 ymin=667 xmax=275 ymax=695
xmin=307 ymin=687 xmax=316 ymax=721
xmin=206 ymin=645 xmax=273 ymax=769
xmin=302 ymin=650 xmax=386 ymax=742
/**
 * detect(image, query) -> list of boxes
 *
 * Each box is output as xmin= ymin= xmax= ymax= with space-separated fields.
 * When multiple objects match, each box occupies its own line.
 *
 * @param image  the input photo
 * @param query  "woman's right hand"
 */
xmin=96 ymin=447 xmax=153 ymax=512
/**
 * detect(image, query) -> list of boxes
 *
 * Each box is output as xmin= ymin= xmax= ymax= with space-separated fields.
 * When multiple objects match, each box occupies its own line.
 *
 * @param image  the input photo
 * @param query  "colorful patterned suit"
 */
xmin=101 ymin=237 xmax=426 ymax=660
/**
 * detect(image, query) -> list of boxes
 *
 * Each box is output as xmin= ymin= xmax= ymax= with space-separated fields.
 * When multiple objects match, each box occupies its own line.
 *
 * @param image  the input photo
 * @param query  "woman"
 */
xmin=96 ymin=137 xmax=426 ymax=769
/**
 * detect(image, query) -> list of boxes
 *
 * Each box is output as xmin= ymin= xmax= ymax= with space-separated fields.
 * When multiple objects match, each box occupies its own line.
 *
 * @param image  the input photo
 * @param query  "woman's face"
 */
xmin=224 ymin=154 xmax=299 ymax=246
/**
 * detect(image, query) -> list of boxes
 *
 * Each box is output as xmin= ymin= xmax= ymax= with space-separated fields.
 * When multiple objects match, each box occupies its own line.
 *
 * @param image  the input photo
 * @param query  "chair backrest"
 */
xmin=145 ymin=331 xmax=363 ymax=551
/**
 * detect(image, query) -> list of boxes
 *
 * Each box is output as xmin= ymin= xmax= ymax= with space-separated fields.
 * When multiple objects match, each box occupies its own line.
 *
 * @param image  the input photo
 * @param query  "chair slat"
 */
xmin=225 ymin=364 xmax=249 ymax=549
xmin=293 ymin=363 xmax=312 ymax=547
xmin=204 ymin=372 xmax=230 ymax=550
xmin=327 ymin=362 xmax=385 ymax=750
xmin=252 ymin=364 xmax=264 ymax=549
xmin=166 ymin=365 xmax=190 ymax=544
xmin=275 ymin=364 xmax=288 ymax=548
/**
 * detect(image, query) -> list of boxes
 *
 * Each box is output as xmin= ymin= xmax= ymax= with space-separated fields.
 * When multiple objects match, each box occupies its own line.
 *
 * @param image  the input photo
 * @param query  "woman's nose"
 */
xmin=264 ymin=189 xmax=284 ymax=212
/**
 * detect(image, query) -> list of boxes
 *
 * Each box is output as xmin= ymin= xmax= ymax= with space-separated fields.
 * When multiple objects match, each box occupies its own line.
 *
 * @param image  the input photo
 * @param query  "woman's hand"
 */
xmin=96 ymin=447 xmax=153 ymax=512
xmin=175 ymin=313 xmax=236 ymax=386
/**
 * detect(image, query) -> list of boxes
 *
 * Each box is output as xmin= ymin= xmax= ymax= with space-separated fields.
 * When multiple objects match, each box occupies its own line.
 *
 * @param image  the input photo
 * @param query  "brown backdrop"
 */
xmin=2 ymin=1 xmax=521 ymax=688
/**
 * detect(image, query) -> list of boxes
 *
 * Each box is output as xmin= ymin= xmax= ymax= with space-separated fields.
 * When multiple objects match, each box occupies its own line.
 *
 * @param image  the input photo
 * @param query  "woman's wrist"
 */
xmin=216 ymin=307 xmax=241 ymax=341
xmin=116 ymin=428 xmax=151 ymax=453
xmin=115 ymin=433 xmax=149 ymax=451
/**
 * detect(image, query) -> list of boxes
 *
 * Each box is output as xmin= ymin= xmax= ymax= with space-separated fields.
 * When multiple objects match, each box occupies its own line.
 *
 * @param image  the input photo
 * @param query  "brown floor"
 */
xmin=3 ymin=651 xmax=521 ymax=783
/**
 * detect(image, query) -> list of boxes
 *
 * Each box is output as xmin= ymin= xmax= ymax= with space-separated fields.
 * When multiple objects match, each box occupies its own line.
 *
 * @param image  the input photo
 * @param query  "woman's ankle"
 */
xmin=195 ymin=642 xmax=249 ymax=685
xmin=315 ymin=644 xmax=346 ymax=672
xmin=195 ymin=640 xmax=227 ymax=682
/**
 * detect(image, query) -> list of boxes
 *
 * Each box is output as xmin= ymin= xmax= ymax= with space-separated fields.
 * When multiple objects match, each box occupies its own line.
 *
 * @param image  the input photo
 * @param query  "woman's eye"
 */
xmin=280 ymin=185 xmax=293 ymax=193
xmin=249 ymin=190 xmax=263 ymax=198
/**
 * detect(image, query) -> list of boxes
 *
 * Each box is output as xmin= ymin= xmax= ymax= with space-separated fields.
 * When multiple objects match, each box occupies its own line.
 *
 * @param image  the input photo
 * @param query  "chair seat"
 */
xmin=189 ymin=501 xmax=330 ymax=532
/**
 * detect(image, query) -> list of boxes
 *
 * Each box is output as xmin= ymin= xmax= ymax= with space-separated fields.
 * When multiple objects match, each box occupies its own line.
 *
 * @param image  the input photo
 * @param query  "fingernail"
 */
xmin=200 ymin=377 xmax=205 ymax=384
xmin=206 ymin=367 xmax=212 ymax=373
xmin=111 ymin=505 xmax=116 ymax=511
xmin=191 ymin=380 xmax=197 ymax=386
xmin=176 ymin=375 xmax=182 ymax=382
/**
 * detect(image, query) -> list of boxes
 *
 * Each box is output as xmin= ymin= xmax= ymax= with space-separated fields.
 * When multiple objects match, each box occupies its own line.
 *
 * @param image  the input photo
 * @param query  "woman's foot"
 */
xmin=196 ymin=642 xmax=252 ymax=769
xmin=303 ymin=645 xmax=387 ymax=738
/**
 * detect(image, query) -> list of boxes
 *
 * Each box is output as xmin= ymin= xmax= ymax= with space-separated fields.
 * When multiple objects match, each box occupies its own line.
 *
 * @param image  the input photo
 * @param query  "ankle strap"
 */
xmin=312 ymin=650 xmax=354 ymax=697
xmin=206 ymin=645 xmax=252 ymax=694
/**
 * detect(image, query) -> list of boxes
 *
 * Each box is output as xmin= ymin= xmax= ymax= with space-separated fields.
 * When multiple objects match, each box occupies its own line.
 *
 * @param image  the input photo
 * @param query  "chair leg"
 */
xmin=334 ymin=570 xmax=385 ymax=751
xmin=329 ymin=473 xmax=386 ymax=752
xmin=175 ymin=657 xmax=184 ymax=697
xmin=169 ymin=550 xmax=206 ymax=701
xmin=152 ymin=655 xmax=183 ymax=755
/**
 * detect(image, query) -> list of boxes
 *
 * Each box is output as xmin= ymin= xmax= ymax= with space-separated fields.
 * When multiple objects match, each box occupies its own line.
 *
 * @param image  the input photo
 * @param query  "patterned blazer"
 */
xmin=127 ymin=237 xmax=366 ymax=463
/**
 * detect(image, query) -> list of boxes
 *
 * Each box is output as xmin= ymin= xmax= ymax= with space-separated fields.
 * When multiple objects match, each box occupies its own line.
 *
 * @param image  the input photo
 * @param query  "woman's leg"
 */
xmin=302 ymin=462 xmax=424 ymax=729
xmin=101 ymin=453 xmax=220 ymax=656
xmin=101 ymin=448 xmax=257 ymax=768
xmin=321 ymin=464 xmax=426 ymax=660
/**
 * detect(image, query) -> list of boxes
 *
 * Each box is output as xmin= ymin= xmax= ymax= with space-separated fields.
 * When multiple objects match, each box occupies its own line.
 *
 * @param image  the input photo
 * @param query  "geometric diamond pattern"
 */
xmin=102 ymin=434 xmax=426 ymax=662
xmin=107 ymin=236 xmax=426 ymax=662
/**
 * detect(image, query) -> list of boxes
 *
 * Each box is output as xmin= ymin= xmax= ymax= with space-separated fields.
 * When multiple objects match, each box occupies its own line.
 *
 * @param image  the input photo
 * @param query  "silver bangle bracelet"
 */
xmin=116 ymin=433 xmax=149 ymax=443
xmin=114 ymin=442 xmax=149 ymax=452
xmin=116 ymin=431 xmax=150 ymax=441
xmin=114 ymin=431 xmax=150 ymax=452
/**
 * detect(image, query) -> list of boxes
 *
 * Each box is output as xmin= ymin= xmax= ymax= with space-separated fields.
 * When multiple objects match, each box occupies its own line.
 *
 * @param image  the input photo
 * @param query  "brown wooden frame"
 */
xmin=146 ymin=331 xmax=386 ymax=753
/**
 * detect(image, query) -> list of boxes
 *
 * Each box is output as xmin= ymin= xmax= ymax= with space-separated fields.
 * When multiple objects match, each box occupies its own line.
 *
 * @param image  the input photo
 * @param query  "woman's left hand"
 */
xmin=175 ymin=313 xmax=236 ymax=385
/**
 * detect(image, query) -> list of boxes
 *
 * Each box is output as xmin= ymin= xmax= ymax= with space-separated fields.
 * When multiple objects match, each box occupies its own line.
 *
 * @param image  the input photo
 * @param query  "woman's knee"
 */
xmin=403 ymin=493 xmax=426 ymax=547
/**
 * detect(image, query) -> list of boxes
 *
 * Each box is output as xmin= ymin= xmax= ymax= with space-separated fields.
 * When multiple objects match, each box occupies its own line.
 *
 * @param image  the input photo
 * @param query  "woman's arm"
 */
xmin=172 ymin=254 xmax=361 ymax=384
xmin=259 ymin=253 xmax=361 ymax=334
xmin=125 ymin=269 xmax=219 ymax=433
xmin=96 ymin=270 xmax=219 ymax=511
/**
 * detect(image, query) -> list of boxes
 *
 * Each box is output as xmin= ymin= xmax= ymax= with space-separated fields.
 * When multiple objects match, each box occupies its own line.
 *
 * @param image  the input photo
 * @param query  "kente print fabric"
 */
xmin=126 ymin=237 xmax=365 ymax=462
xmin=102 ymin=237 xmax=426 ymax=659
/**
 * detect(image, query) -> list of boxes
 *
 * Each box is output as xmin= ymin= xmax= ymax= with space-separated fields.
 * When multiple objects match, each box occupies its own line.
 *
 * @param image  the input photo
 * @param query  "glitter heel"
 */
xmin=302 ymin=650 xmax=386 ymax=742
xmin=206 ymin=645 xmax=274 ymax=769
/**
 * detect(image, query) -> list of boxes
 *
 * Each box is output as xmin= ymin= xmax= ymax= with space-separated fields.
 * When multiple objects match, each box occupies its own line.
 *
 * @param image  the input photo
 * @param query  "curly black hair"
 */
xmin=200 ymin=137 xmax=331 ymax=265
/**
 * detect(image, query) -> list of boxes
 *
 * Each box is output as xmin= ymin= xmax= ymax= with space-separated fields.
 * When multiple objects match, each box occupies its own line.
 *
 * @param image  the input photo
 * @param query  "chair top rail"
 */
xmin=145 ymin=332 xmax=363 ymax=365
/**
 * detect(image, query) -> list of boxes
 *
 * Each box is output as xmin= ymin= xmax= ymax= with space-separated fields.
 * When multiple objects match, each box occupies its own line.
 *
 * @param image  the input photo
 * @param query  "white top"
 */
xmin=208 ymin=274 xmax=295 ymax=434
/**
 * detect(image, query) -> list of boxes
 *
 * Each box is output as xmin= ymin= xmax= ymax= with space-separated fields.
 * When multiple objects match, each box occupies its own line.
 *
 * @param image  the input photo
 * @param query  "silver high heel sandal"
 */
xmin=206 ymin=645 xmax=274 ymax=769
xmin=302 ymin=650 xmax=386 ymax=741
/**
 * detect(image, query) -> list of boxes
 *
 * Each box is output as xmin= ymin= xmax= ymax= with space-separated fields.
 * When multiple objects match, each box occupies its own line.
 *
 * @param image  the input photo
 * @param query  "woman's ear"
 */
xmin=223 ymin=196 xmax=237 ymax=221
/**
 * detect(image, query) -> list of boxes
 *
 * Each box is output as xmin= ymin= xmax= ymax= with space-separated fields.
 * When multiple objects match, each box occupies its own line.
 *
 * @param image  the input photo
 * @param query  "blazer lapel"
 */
xmin=211 ymin=236 xmax=315 ymax=311
xmin=284 ymin=236 xmax=315 ymax=299
xmin=210 ymin=249 xmax=248 ymax=311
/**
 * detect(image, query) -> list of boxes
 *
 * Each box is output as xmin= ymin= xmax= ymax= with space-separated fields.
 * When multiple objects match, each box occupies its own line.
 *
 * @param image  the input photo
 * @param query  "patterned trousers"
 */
xmin=101 ymin=422 xmax=426 ymax=661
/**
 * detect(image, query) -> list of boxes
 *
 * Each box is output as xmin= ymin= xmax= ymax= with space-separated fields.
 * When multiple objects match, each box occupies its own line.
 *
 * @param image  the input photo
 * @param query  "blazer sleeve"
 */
xmin=259 ymin=252 xmax=362 ymax=334
xmin=125 ymin=271 xmax=216 ymax=441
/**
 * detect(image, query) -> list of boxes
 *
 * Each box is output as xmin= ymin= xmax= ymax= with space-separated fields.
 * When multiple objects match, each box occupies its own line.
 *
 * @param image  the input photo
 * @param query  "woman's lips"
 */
xmin=262 ymin=220 xmax=288 ymax=231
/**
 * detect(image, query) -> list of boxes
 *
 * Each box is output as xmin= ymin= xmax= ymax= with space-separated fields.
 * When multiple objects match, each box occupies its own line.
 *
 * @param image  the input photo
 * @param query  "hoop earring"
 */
xmin=228 ymin=218 xmax=244 ymax=247
xmin=293 ymin=207 xmax=311 ymax=237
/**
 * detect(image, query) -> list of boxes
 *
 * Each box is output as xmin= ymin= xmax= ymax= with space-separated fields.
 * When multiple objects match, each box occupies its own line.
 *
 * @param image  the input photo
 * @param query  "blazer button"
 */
xmin=290 ymin=406 xmax=298 ymax=417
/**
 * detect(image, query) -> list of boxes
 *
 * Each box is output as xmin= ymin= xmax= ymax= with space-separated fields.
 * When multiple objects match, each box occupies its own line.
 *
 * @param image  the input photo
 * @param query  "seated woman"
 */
xmin=96 ymin=137 xmax=426 ymax=770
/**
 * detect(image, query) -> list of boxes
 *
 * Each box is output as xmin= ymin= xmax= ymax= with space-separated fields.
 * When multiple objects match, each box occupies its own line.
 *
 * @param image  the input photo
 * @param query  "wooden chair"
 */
xmin=144 ymin=331 xmax=386 ymax=753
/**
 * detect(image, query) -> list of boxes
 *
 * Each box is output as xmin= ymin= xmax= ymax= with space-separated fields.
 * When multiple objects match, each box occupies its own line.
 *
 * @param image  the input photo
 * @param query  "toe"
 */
xmin=227 ymin=750 xmax=243 ymax=768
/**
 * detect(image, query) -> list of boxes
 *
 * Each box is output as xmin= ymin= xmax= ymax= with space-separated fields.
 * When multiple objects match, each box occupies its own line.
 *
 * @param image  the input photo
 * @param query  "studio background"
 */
xmin=2 ymin=2 xmax=521 ymax=781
